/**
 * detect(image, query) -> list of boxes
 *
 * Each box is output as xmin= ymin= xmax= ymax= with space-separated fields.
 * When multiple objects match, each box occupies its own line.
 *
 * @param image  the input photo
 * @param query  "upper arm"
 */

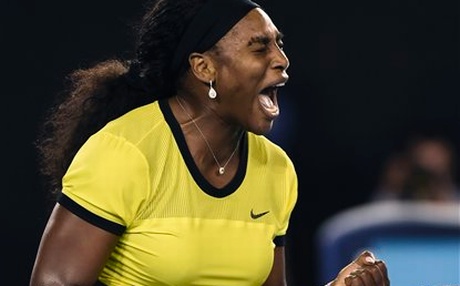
xmin=262 ymin=246 xmax=287 ymax=286
xmin=30 ymin=203 xmax=119 ymax=286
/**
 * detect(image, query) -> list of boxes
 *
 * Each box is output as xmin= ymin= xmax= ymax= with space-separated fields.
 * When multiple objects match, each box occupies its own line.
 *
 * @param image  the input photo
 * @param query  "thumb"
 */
xmin=336 ymin=250 xmax=376 ymax=282
xmin=354 ymin=250 xmax=376 ymax=266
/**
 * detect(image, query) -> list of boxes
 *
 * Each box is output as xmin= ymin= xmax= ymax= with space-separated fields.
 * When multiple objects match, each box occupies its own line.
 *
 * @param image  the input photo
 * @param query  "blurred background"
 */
xmin=3 ymin=0 xmax=459 ymax=284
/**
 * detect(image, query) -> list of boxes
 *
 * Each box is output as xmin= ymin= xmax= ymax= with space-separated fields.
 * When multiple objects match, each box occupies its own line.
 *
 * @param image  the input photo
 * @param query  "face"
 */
xmin=209 ymin=8 xmax=290 ymax=135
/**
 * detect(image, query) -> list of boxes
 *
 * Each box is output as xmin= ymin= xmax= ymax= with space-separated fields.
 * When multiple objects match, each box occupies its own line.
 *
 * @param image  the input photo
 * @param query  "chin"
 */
xmin=251 ymin=122 xmax=274 ymax=136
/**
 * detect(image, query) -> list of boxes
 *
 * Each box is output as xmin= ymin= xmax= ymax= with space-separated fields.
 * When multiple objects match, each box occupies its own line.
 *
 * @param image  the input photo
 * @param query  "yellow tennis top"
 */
xmin=60 ymin=99 xmax=298 ymax=285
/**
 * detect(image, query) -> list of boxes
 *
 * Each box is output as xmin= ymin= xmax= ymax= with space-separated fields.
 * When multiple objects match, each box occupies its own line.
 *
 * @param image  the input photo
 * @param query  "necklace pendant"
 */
xmin=218 ymin=167 xmax=225 ymax=175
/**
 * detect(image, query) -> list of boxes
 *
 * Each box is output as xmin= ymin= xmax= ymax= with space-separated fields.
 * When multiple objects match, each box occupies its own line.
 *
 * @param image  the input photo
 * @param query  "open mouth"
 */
xmin=258 ymin=83 xmax=284 ymax=118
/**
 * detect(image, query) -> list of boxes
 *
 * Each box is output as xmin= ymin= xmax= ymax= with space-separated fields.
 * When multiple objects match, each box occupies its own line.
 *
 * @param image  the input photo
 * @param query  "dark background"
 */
xmin=3 ymin=0 xmax=459 ymax=284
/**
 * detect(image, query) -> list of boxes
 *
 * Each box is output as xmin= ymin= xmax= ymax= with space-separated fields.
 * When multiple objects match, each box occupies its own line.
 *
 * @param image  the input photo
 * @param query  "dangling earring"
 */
xmin=208 ymin=80 xmax=217 ymax=99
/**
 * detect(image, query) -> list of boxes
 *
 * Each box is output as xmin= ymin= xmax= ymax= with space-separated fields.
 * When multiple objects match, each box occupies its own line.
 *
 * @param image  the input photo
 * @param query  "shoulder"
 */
xmin=103 ymin=102 xmax=161 ymax=133
xmin=96 ymin=101 xmax=170 ymax=146
xmin=73 ymin=101 xmax=168 ymax=169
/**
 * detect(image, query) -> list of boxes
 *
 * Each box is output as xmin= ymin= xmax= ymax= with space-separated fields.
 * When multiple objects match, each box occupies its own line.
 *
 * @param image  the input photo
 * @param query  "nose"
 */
xmin=272 ymin=45 xmax=290 ymax=72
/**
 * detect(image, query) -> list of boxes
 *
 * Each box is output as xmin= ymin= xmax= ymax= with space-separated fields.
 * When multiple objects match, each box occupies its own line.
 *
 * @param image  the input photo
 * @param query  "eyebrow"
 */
xmin=247 ymin=31 xmax=284 ymax=47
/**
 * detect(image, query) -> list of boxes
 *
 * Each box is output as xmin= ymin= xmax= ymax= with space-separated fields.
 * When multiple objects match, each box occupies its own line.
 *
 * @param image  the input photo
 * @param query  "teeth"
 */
xmin=274 ymin=83 xmax=285 ymax=88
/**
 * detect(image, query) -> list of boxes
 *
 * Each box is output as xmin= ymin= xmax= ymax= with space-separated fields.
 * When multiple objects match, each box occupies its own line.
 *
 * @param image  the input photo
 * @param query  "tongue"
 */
xmin=259 ymin=95 xmax=279 ymax=115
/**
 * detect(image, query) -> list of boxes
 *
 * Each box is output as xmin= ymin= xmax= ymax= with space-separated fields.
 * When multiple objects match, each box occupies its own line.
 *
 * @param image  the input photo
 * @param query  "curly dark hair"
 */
xmin=36 ymin=0 xmax=208 ymax=195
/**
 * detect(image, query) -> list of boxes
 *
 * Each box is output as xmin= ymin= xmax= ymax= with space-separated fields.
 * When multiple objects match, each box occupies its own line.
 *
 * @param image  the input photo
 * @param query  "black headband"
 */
xmin=170 ymin=0 xmax=260 ymax=78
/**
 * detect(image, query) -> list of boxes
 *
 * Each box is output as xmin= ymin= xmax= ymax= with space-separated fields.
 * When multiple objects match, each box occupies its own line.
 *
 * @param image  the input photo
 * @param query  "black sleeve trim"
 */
xmin=58 ymin=193 xmax=126 ymax=236
xmin=274 ymin=235 xmax=286 ymax=246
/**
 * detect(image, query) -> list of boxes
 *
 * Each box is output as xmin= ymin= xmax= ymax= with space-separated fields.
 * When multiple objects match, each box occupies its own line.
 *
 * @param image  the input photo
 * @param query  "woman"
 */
xmin=30 ymin=0 xmax=389 ymax=285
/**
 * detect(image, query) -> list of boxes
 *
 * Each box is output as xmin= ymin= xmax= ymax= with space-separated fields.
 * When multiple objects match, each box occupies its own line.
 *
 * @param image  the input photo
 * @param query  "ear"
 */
xmin=188 ymin=52 xmax=216 ymax=82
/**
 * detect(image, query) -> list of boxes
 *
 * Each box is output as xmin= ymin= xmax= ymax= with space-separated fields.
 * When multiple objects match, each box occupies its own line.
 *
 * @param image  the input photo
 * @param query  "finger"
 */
xmin=345 ymin=273 xmax=365 ymax=286
xmin=362 ymin=261 xmax=390 ymax=286
xmin=375 ymin=260 xmax=389 ymax=281
xmin=370 ymin=260 xmax=390 ymax=285
xmin=340 ymin=250 xmax=376 ymax=281
xmin=358 ymin=267 xmax=379 ymax=285
xmin=354 ymin=250 xmax=376 ymax=267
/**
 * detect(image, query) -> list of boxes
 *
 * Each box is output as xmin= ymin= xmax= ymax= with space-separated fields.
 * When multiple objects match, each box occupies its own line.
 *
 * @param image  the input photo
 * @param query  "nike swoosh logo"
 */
xmin=250 ymin=209 xmax=270 ymax=219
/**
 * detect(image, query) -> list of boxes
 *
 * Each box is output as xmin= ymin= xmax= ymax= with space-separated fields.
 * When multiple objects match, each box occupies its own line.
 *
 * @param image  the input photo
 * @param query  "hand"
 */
xmin=329 ymin=250 xmax=390 ymax=286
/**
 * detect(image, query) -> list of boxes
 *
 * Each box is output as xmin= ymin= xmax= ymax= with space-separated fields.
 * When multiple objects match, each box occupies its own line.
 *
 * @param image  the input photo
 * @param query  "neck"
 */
xmin=173 ymin=96 xmax=243 ymax=176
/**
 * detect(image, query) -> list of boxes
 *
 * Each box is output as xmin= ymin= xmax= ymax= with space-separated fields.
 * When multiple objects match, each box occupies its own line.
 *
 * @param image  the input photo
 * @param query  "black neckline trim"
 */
xmin=159 ymin=98 xmax=247 ymax=198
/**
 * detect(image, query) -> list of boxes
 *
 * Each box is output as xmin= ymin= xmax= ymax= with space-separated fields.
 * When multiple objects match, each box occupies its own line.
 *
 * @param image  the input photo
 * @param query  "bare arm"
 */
xmin=30 ymin=203 xmax=119 ymax=286
xmin=262 ymin=246 xmax=287 ymax=286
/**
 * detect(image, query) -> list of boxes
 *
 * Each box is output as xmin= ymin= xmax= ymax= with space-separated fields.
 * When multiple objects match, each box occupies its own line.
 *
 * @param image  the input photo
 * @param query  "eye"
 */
xmin=255 ymin=46 xmax=269 ymax=53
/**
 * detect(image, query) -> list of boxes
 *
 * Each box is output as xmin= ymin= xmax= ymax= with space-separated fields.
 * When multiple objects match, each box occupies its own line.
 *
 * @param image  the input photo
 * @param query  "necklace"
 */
xmin=176 ymin=96 xmax=242 ymax=175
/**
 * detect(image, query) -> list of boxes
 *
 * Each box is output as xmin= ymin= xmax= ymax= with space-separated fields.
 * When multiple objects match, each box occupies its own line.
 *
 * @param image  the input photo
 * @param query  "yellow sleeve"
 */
xmin=62 ymin=131 xmax=150 ymax=227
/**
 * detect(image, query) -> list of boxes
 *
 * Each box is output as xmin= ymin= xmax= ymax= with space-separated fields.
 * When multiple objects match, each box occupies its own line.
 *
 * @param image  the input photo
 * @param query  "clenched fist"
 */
xmin=328 ymin=250 xmax=390 ymax=286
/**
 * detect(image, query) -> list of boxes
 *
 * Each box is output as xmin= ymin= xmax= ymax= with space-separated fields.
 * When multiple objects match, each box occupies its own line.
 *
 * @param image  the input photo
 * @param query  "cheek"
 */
xmin=221 ymin=53 xmax=266 ymax=79
xmin=217 ymin=59 xmax=266 ymax=105
xmin=218 ymin=64 xmax=255 ymax=93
